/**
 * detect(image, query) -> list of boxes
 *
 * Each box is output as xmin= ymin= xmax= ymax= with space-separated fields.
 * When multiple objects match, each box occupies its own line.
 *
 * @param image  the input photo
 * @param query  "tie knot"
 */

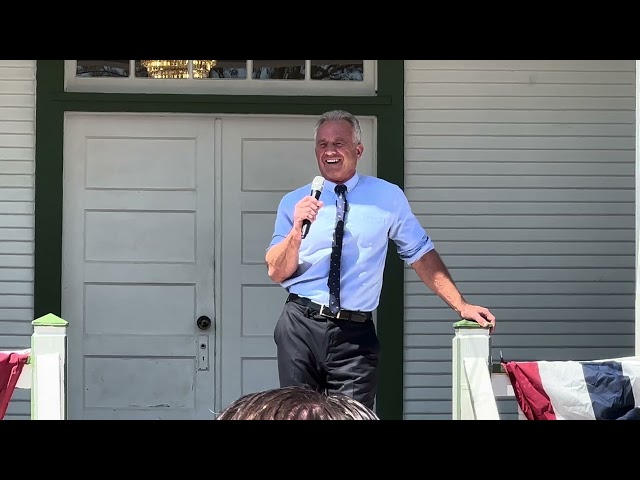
xmin=335 ymin=184 xmax=347 ymax=195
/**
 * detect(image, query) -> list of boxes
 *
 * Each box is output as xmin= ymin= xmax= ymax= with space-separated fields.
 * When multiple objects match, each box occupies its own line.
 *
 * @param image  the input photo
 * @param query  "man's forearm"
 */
xmin=411 ymin=249 xmax=466 ymax=315
xmin=266 ymin=229 xmax=302 ymax=283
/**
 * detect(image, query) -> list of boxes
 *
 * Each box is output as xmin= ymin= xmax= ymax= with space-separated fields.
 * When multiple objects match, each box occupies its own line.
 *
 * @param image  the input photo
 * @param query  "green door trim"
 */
xmin=33 ymin=60 xmax=405 ymax=419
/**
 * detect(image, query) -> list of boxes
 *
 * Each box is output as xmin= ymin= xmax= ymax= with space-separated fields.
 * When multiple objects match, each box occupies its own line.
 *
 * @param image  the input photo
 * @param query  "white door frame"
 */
xmin=61 ymin=112 xmax=379 ymax=416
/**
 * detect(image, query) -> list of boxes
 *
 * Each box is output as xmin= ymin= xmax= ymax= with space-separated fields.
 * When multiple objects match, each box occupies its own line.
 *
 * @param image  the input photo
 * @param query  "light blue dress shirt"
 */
xmin=268 ymin=172 xmax=435 ymax=312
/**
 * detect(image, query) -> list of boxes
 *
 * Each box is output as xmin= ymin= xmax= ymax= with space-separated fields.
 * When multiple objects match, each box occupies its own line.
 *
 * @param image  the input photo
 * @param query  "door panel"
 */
xmin=218 ymin=115 xmax=376 ymax=409
xmin=63 ymin=114 xmax=215 ymax=419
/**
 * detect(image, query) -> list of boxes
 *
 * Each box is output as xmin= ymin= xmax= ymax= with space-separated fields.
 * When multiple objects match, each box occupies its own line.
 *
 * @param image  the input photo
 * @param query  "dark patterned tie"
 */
xmin=328 ymin=184 xmax=347 ymax=314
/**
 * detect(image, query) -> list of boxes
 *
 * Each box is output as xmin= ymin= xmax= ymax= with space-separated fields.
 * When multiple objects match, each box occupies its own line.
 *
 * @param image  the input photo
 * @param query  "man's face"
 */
xmin=315 ymin=119 xmax=363 ymax=184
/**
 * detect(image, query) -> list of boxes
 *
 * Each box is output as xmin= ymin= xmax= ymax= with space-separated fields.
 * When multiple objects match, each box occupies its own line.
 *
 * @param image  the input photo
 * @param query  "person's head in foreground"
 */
xmin=216 ymin=386 xmax=379 ymax=420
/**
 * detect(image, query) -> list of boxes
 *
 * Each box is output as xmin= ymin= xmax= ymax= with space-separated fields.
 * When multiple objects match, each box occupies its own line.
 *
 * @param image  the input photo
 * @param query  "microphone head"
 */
xmin=311 ymin=175 xmax=325 ymax=192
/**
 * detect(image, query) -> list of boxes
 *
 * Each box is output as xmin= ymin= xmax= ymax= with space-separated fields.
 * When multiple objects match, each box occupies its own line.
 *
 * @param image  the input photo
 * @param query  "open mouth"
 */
xmin=325 ymin=158 xmax=341 ymax=165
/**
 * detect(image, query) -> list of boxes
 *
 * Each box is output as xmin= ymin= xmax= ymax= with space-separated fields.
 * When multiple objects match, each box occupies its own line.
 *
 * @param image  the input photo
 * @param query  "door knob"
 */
xmin=197 ymin=315 xmax=212 ymax=330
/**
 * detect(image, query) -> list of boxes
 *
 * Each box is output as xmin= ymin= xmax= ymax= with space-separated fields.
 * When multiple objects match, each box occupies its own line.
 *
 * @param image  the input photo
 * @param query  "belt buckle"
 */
xmin=318 ymin=304 xmax=362 ymax=322
xmin=319 ymin=304 xmax=336 ymax=319
xmin=324 ymin=306 xmax=351 ymax=321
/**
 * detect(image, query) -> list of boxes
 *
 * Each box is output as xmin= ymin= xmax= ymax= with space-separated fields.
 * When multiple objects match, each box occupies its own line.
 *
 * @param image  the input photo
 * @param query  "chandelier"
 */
xmin=141 ymin=60 xmax=216 ymax=79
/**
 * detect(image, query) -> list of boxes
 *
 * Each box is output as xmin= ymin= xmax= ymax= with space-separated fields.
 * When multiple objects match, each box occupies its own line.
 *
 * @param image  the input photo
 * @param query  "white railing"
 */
xmin=452 ymin=319 xmax=640 ymax=420
xmin=2 ymin=313 xmax=68 ymax=420
xmin=452 ymin=320 xmax=525 ymax=420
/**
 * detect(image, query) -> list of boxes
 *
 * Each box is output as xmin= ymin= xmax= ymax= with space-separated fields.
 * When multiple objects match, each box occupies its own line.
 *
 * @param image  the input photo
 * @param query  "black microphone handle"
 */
xmin=301 ymin=189 xmax=322 ymax=239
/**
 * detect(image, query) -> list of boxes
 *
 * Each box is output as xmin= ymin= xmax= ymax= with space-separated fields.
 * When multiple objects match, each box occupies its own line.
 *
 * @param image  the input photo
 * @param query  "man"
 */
xmin=265 ymin=110 xmax=495 ymax=410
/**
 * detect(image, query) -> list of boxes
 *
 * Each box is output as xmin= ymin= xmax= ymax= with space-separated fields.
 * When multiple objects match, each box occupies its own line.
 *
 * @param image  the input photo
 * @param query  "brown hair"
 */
xmin=216 ymin=386 xmax=379 ymax=420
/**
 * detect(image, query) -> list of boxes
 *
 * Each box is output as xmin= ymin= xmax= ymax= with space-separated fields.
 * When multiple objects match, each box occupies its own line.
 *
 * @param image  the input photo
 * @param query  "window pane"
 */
xmin=205 ymin=60 xmax=247 ymax=79
xmin=252 ymin=60 xmax=305 ymax=80
xmin=311 ymin=60 xmax=364 ymax=81
xmin=192 ymin=60 xmax=216 ymax=78
xmin=76 ymin=60 xmax=130 ymax=78
xmin=136 ymin=60 xmax=190 ymax=79
xmin=134 ymin=60 xmax=150 ymax=77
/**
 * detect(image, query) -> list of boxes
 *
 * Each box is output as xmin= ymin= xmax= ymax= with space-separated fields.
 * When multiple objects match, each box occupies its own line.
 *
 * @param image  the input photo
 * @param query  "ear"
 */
xmin=356 ymin=143 xmax=364 ymax=158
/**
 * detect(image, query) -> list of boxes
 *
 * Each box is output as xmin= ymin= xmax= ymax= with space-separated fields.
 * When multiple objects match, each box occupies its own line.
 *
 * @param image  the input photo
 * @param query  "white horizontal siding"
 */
xmin=0 ymin=60 xmax=35 ymax=420
xmin=403 ymin=60 xmax=636 ymax=419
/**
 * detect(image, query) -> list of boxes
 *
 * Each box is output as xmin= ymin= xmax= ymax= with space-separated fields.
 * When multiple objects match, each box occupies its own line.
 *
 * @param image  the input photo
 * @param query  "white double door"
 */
xmin=62 ymin=113 xmax=376 ymax=419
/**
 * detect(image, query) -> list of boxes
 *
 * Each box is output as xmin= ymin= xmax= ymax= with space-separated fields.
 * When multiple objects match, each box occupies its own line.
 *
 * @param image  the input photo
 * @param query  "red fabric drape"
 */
xmin=502 ymin=361 xmax=557 ymax=420
xmin=0 ymin=352 xmax=30 ymax=420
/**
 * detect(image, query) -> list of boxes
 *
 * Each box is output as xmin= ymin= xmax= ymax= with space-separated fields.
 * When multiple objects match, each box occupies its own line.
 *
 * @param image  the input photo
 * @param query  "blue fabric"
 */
xmin=582 ymin=361 xmax=637 ymax=420
xmin=268 ymin=172 xmax=434 ymax=312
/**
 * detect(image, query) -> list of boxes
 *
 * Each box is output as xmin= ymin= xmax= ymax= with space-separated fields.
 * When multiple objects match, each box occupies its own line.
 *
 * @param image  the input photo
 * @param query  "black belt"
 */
xmin=286 ymin=293 xmax=371 ymax=323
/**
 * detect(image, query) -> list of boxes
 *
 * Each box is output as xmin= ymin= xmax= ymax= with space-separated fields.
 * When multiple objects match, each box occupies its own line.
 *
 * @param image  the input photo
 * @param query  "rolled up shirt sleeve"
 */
xmin=267 ymin=195 xmax=294 ymax=251
xmin=389 ymin=185 xmax=435 ymax=265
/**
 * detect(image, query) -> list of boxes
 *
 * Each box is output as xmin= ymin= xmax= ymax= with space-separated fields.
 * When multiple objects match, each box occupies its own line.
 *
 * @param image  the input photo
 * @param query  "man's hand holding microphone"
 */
xmin=296 ymin=176 xmax=325 ymax=239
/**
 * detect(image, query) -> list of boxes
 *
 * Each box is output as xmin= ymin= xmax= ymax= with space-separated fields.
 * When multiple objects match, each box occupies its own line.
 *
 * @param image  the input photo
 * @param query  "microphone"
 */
xmin=301 ymin=175 xmax=325 ymax=239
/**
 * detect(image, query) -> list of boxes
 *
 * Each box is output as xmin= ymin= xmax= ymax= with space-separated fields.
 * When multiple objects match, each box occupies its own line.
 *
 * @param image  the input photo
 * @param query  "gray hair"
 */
xmin=314 ymin=110 xmax=362 ymax=145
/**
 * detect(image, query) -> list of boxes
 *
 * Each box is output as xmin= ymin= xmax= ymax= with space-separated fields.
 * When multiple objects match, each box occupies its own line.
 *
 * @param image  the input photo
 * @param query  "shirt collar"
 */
xmin=324 ymin=172 xmax=360 ymax=194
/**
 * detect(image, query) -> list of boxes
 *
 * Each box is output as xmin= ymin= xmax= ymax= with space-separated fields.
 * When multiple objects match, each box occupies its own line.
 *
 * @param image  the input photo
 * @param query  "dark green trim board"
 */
xmin=33 ymin=60 xmax=405 ymax=419
xmin=34 ymin=62 xmax=64 ymax=320
xmin=375 ymin=63 xmax=405 ymax=420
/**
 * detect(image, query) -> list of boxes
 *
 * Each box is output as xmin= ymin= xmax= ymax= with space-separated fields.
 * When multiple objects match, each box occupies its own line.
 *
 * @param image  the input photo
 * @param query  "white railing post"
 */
xmin=30 ymin=313 xmax=68 ymax=420
xmin=452 ymin=320 xmax=492 ymax=420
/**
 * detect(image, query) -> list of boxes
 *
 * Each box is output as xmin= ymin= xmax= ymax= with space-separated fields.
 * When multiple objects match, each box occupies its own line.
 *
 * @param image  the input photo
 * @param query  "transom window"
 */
xmin=64 ymin=60 xmax=376 ymax=96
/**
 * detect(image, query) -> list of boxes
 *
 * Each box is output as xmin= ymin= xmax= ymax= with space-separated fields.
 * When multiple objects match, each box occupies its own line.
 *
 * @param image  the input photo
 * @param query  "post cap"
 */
xmin=32 ymin=313 xmax=69 ymax=327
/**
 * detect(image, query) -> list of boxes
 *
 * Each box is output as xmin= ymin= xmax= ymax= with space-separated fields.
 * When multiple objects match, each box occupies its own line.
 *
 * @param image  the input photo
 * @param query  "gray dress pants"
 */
xmin=274 ymin=299 xmax=379 ymax=409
